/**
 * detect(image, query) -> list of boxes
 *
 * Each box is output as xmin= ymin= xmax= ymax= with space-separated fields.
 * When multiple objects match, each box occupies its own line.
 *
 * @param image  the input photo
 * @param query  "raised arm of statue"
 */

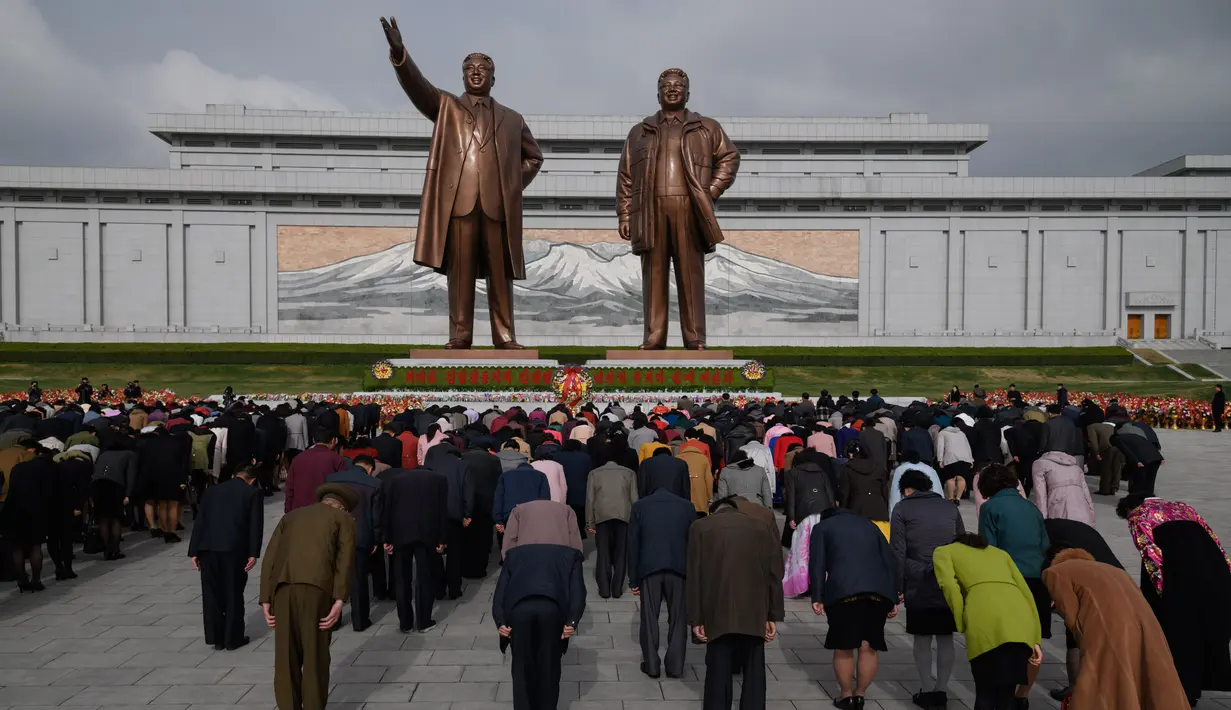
xmin=381 ymin=16 xmax=442 ymax=122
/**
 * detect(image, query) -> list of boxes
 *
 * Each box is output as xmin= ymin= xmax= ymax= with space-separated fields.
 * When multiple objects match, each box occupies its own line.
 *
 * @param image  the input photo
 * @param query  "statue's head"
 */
xmin=462 ymin=53 xmax=494 ymax=95
xmin=657 ymin=68 xmax=689 ymax=111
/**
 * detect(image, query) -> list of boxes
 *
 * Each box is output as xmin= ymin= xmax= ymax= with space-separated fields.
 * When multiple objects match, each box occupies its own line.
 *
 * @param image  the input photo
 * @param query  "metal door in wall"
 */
xmin=1127 ymin=314 xmax=1143 ymax=339
xmin=1153 ymin=314 xmax=1171 ymax=339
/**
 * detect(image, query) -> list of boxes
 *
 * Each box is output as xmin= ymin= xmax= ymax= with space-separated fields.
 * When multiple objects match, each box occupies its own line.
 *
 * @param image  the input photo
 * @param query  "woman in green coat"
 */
xmin=934 ymin=533 xmax=1042 ymax=710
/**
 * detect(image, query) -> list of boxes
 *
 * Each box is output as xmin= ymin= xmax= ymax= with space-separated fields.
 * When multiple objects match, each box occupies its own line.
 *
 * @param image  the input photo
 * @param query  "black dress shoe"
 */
xmin=149 ymin=528 xmax=163 ymax=538
xmin=214 ymin=642 xmax=226 ymax=651
xmin=226 ymin=636 xmax=250 ymax=650
xmin=640 ymin=662 xmax=660 ymax=679
xmin=164 ymin=532 xmax=182 ymax=544
xmin=353 ymin=621 xmax=372 ymax=633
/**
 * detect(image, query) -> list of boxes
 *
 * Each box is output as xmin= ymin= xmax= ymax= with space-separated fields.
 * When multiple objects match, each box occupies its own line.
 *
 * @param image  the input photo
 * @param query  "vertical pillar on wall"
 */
xmin=1103 ymin=219 xmax=1121 ymax=333
xmin=250 ymin=217 xmax=266 ymax=332
xmin=264 ymin=214 xmax=278 ymax=335
xmin=0 ymin=207 xmax=15 ymax=324
xmin=945 ymin=219 xmax=963 ymax=331
xmin=869 ymin=217 xmax=886 ymax=334
xmin=1205 ymin=230 xmax=1218 ymax=332
xmin=857 ymin=219 xmax=872 ymax=336
xmin=1181 ymin=217 xmax=1203 ymax=337
xmin=168 ymin=211 xmax=186 ymax=327
xmin=1025 ymin=217 xmax=1043 ymax=330
xmin=84 ymin=209 xmax=102 ymax=326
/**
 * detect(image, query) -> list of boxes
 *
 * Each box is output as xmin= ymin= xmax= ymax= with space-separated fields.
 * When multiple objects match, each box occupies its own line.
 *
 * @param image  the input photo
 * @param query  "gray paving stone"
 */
xmin=137 ymin=668 xmax=232 ymax=685
xmin=35 ymin=639 xmax=125 ymax=654
xmin=351 ymin=650 xmax=434 ymax=666
xmin=412 ymin=681 xmax=499 ymax=701
xmin=94 ymin=626 xmax=178 ymax=639
xmin=0 ymin=652 xmax=62 ymax=669
xmin=120 ymin=651 xmax=214 ymax=668
xmin=417 ymin=649 xmax=504 ymax=666
xmin=155 ymin=684 xmax=254 ymax=704
xmin=325 ymin=665 xmax=387 ymax=684
xmin=0 ymin=685 xmax=87 ymax=705
xmin=196 ymin=651 xmax=273 ymax=668
xmin=235 ymin=684 xmax=276 ymax=705
xmin=578 ymin=680 xmax=666 ymax=700
xmin=61 ymin=685 xmax=170 ymax=705
xmin=43 ymin=653 xmax=139 ymax=669
xmin=383 ymin=665 xmax=466 ymax=683
xmin=51 ymin=669 xmax=154 ymax=686
xmin=106 ymin=638 xmax=200 ymax=655
xmin=562 ymin=664 xmax=621 ymax=681
xmin=329 ymin=682 xmax=416 ymax=702
xmin=0 ymin=668 xmax=74 ymax=686
xmin=94 ymin=705 xmax=189 ymax=710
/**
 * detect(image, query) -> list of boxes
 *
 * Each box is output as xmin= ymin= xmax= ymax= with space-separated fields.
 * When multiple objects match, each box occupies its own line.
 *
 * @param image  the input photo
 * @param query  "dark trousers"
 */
xmin=273 ymin=583 xmax=332 ymax=710
xmin=570 ymin=504 xmax=588 ymax=539
xmin=594 ymin=519 xmax=628 ymax=598
xmin=371 ymin=548 xmax=390 ymax=598
xmin=443 ymin=520 xmax=465 ymax=596
xmin=460 ymin=512 xmax=494 ymax=578
xmin=509 ymin=596 xmax=565 ymax=710
xmin=200 ymin=551 xmax=248 ymax=649
xmin=1128 ymin=460 xmax=1161 ymax=497
xmin=1215 ymin=410 xmax=1224 ymax=432
xmin=393 ymin=542 xmax=436 ymax=631
xmin=704 ymin=633 xmax=766 ymax=710
xmin=639 ymin=571 xmax=687 ymax=677
xmin=641 ymin=195 xmax=707 ymax=347
xmin=446 ymin=209 xmax=516 ymax=346
xmin=350 ymin=549 xmax=372 ymax=630
xmin=47 ymin=523 xmax=74 ymax=575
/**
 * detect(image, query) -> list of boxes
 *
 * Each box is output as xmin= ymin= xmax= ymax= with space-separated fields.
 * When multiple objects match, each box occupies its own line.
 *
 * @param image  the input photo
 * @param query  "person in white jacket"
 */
xmin=934 ymin=425 xmax=974 ymax=503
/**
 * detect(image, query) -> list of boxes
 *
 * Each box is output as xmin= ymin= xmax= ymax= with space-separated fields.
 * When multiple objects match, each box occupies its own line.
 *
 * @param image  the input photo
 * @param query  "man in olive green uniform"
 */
xmin=260 ymin=483 xmax=357 ymax=710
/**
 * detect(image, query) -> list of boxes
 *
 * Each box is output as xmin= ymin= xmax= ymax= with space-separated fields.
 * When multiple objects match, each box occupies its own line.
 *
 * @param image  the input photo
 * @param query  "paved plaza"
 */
xmin=2 ymin=430 xmax=1229 ymax=710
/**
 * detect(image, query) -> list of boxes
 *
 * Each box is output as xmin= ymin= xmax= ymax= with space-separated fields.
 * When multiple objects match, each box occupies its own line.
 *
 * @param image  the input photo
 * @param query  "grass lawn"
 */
xmin=0 ymin=361 xmax=1219 ymax=401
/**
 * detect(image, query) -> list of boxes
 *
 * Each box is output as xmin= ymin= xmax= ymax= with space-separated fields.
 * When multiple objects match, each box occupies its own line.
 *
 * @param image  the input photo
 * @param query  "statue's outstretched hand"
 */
xmin=380 ymin=16 xmax=404 ymax=55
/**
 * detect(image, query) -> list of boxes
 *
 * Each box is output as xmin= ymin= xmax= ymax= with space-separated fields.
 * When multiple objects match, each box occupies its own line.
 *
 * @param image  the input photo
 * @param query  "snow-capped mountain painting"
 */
xmin=278 ymin=238 xmax=858 ymax=336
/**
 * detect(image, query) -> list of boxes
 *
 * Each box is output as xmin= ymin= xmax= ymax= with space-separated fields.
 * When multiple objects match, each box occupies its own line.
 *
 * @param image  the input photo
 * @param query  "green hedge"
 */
xmin=362 ymin=364 xmax=774 ymax=393
xmin=0 ymin=343 xmax=1131 ymax=367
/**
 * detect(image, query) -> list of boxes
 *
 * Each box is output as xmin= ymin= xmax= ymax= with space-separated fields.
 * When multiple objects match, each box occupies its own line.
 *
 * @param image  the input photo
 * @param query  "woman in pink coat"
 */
xmin=1030 ymin=451 xmax=1095 ymax=526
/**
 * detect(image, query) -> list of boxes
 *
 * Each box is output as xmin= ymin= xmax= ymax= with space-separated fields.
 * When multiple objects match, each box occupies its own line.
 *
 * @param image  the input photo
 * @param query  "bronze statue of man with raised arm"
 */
xmin=381 ymin=16 xmax=543 ymax=349
xmin=617 ymin=69 xmax=739 ymax=351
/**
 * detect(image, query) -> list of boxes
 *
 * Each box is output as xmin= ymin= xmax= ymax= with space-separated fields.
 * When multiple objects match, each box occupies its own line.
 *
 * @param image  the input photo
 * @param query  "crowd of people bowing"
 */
xmin=1 ymin=386 xmax=1229 ymax=710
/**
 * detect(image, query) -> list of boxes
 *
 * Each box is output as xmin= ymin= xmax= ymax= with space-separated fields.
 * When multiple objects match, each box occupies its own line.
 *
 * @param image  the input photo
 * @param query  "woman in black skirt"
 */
xmin=889 ymin=469 xmax=966 ymax=709
xmin=92 ymin=437 xmax=139 ymax=560
xmin=934 ymin=533 xmax=1043 ymax=710
xmin=1 ymin=444 xmax=55 ymax=591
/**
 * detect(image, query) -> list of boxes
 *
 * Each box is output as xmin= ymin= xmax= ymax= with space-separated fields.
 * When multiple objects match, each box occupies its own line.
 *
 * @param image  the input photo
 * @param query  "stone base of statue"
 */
xmin=604 ymin=349 xmax=734 ymax=361
xmin=408 ymin=348 xmax=541 ymax=361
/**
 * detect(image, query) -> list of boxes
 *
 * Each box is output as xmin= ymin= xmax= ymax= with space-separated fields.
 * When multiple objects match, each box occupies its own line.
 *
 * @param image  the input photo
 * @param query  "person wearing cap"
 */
xmin=260 ymin=483 xmax=356 ymax=710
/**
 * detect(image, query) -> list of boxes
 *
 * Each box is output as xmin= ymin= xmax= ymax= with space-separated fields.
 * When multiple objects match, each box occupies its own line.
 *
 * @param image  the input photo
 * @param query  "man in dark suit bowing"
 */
xmin=188 ymin=464 xmax=264 ymax=650
xmin=493 ymin=543 xmax=587 ymax=710
xmin=381 ymin=464 xmax=448 ymax=632
xmin=628 ymin=480 xmax=696 ymax=679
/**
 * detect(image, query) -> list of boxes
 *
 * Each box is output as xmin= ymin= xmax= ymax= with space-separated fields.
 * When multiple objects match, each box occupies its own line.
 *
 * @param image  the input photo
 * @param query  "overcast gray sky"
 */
xmin=2 ymin=0 xmax=1229 ymax=176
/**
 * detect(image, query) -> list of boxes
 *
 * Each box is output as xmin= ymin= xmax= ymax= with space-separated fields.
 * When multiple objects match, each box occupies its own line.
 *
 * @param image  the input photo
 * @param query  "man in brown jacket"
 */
xmin=381 ymin=16 xmax=542 ymax=349
xmin=616 ymin=68 xmax=739 ymax=350
xmin=501 ymin=499 xmax=582 ymax=559
xmin=687 ymin=495 xmax=784 ymax=710
xmin=260 ymin=483 xmax=357 ymax=710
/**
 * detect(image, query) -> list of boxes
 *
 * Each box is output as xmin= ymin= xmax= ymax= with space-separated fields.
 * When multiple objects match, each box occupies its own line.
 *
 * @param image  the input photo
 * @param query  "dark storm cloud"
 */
xmin=3 ymin=0 xmax=1230 ymax=175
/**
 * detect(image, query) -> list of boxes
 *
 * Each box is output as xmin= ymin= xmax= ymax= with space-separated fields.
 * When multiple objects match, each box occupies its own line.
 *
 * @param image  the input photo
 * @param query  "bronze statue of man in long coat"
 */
xmin=381 ymin=17 xmax=543 ymax=349
xmin=617 ymin=69 xmax=739 ymax=350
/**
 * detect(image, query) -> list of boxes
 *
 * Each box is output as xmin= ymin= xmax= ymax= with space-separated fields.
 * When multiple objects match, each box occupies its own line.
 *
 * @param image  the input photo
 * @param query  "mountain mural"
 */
xmin=278 ymin=239 xmax=858 ymax=335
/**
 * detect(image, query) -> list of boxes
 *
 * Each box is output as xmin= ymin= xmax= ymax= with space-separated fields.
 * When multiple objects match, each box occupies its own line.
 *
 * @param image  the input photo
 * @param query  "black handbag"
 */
xmin=82 ymin=514 xmax=105 ymax=555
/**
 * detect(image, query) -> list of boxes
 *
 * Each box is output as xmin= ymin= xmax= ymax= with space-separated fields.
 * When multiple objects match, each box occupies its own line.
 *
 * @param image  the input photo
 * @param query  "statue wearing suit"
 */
xmin=617 ymin=69 xmax=739 ymax=350
xmin=382 ymin=16 xmax=543 ymax=349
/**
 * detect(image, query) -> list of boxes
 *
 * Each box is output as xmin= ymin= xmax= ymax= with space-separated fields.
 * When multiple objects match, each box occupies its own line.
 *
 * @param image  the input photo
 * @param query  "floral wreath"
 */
xmin=371 ymin=359 xmax=394 ymax=381
xmin=741 ymin=360 xmax=767 ymax=381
